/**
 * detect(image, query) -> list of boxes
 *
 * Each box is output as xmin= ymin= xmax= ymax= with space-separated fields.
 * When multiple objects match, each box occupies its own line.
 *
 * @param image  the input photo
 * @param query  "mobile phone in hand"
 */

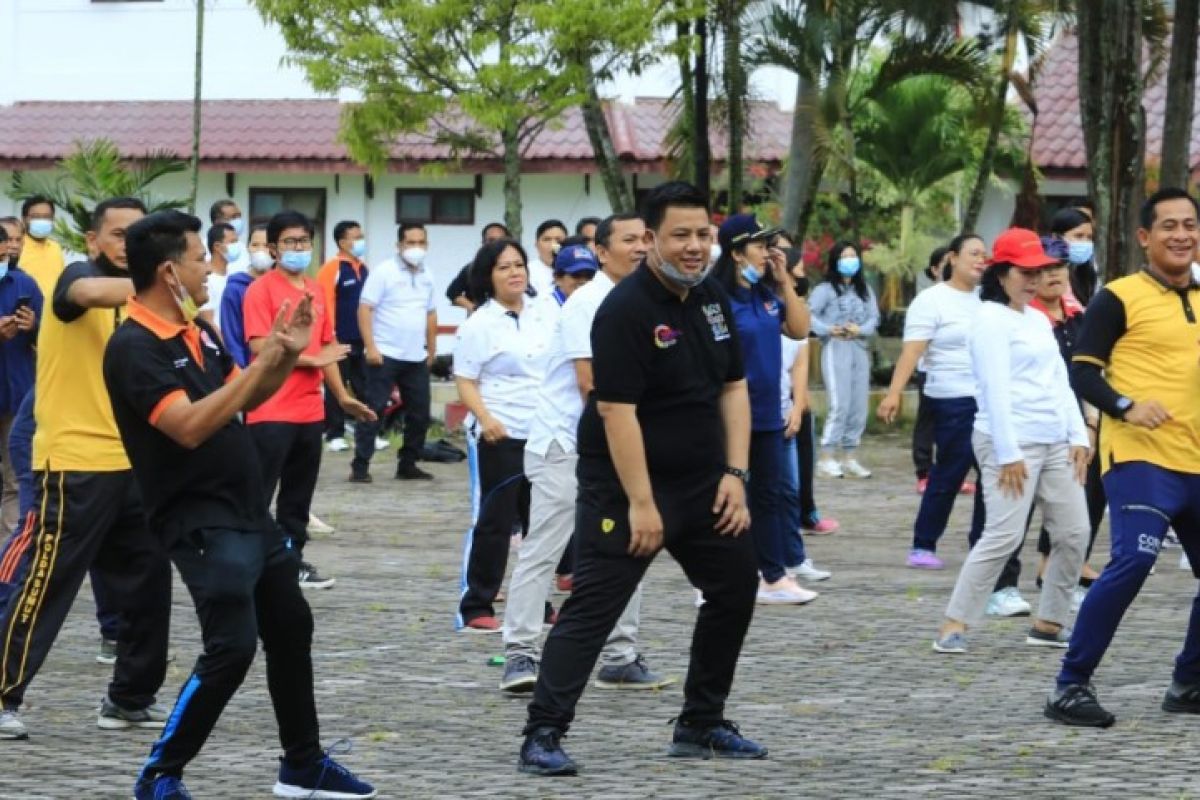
xmin=14 ymin=295 xmax=31 ymax=312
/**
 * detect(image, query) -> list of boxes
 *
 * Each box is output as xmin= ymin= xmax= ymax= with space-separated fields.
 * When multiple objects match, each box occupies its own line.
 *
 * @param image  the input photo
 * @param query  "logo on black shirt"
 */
xmin=654 ymin=324 xmax=681 ymax=349
xmin=702 ymin=303 xmax=731 ymax=341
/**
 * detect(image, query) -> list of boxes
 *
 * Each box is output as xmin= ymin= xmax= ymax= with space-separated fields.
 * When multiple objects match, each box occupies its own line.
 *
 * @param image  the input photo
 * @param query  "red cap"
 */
xmin=988 ymin=227 xmax=1061 ymax=270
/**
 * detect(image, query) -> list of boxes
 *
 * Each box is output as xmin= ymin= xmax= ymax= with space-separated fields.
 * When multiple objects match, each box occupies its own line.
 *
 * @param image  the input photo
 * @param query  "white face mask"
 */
xmin=709 ymin=243 xmax=722 ymax=267
xmin=401 ymin=247 xmax=427 ymax=268
xmin=249 ymin=250 xmax=274 ymax=272
xmin=653 ymin=236 xmax=710 ymax=289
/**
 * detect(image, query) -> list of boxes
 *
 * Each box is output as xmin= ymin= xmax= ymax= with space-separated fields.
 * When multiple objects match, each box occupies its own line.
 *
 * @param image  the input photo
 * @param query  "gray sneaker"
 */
xmin=594 ymin=655 xmax=675 ymax=690
xmin=500 ymin=655 xmax=538 ymax=694
xmin=0 ymin=709 xmax=28 ymax=740
xmin=97 ymin=696 xmax=167 ymax=730
xmin=1027 ymin=626 xmax=1072 ymax=648
xmin=96 ymin=638 xmax=118 ymax=665
xmin=932 ymin=632 xmax=968 ymax=654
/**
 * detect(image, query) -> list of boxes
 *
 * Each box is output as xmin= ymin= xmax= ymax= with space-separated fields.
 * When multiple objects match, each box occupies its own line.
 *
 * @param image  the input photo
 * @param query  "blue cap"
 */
xmin=718 ymin=214 xmax=778 ymax=252
xmin=553 ymin=243 xmax=599 ymax=275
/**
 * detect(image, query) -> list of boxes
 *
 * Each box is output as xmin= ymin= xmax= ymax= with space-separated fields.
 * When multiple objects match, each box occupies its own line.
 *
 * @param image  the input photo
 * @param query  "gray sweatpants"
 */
xmin=819 ymin=338 xmax=870 ymax=451
xmin=945 ymin=433 xmax=1087 ymax=627
xmin=503 ymin=442 xmax=640 ymax=666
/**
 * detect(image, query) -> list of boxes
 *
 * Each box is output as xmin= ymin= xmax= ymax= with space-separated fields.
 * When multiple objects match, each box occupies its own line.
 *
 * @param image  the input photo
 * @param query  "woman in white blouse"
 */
xmin=932 ymin=228 xmax=1090 ymax=654
xmin=453 ymin=239 xmax=550 ymax=633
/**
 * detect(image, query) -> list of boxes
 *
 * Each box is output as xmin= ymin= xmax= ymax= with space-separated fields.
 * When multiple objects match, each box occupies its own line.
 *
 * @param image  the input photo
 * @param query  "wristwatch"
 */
xmin=722 ymin=466 xmax=749 ymax=482
xmin=1115 ymin=396 xmax=1134 ymax=420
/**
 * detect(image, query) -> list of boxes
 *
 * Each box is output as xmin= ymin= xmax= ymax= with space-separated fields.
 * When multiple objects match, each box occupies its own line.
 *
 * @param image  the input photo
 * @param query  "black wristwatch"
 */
xmin=1115 ymin=396 xmax=1134 ymax=420
xmin=723 ymin=466 xmax=749 ymax=481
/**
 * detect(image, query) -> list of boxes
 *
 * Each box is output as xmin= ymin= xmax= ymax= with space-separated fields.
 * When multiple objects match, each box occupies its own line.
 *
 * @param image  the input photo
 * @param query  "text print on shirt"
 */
xmin=703 ymin=302 xmax=732 ymax=341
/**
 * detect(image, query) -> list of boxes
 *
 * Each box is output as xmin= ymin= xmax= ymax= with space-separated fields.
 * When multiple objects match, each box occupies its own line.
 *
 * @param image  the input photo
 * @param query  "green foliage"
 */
xmin=7 ymin=138 xmax=187 ymax=254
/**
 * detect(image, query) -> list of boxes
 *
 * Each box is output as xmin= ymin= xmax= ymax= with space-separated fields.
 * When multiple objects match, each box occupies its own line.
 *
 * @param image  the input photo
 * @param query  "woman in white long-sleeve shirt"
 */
xmin=933 ymin=228 xmax=1091 ymax=654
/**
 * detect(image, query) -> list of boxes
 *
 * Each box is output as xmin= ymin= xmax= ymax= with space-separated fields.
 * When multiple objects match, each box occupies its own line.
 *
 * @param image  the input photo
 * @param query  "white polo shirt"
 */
xmin=528 ymin=258 xmax=556 ymax=301
xmin=359 ymin=255 xmax=436 ymax=362
xmin=526 ymin=271 xmax=615 ymax=457
xmin=454 ymin=298 xmax=551 ymax=440
xmin=779 ymin=335 xmax=809 ymax=416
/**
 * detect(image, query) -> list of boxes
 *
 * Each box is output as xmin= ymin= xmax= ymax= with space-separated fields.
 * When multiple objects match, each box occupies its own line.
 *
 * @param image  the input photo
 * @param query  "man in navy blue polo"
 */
xmin=0 ymin=225 xmax=42 ymax=536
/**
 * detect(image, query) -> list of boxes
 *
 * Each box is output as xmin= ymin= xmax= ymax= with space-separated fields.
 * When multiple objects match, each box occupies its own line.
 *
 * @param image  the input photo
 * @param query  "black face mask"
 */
xmin=94 ymin=252 xmax=124 ymax=276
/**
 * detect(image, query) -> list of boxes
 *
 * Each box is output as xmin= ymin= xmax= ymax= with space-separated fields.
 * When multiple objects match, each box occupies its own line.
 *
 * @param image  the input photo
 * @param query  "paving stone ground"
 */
xmin=5 ymin=431 xmax=1200 ymax=799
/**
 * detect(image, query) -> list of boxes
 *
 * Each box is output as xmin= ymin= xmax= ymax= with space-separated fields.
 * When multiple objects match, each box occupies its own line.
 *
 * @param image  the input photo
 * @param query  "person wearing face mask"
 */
xmin=219 ymin=224 xmax=273 ymax=368
xmin=18 ymin=196 xmax=65 ymax=300
xmin=317 ymin=220 xmax=372 ymax=455
xmin=0 ymin=198 xmax=174 ymax=743
xmin=352 ymin=222 xmax=437 ymax=482
xmin=529 ymin=219 xmax=567 ymax=299
xmin=713 ymin=215 xmax=821 ymax=605
xmin=1048 ymin=207 xmax=1098 ymax=305
xmin=0 ymin=218 xmax=25 ymax=269
xmin=809 ymin=241 xmax=880 ymax=479
xmin=0 ymin=224 xmax=42 ymax=538
xmin=518 ymin=182 xmax=760 ymax=776
xmin=208 ymin=198 xmax=249 ymax=274
xmin=197 ymin=223 xmax=238 ymax=332
xmin=242 ymin=211 xmax=376 ymax=591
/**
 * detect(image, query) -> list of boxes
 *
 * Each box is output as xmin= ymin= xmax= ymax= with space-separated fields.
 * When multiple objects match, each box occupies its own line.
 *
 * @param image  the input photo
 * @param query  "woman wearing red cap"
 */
xmin=933 ymin=228 xmax=1090 ymax=654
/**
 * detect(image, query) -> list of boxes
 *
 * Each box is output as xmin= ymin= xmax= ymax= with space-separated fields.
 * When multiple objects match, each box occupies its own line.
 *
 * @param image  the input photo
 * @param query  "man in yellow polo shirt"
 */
xmin=1045 ymin=187 xmax=1200 ymax=728
xmin=0 ymin=198 xmax=170 ymax=742
xmin=19 ymin=196 xmax=65 ymax=300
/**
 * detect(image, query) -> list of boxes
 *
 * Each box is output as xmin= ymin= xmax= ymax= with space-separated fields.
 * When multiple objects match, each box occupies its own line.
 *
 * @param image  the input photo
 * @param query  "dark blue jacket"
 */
xmin=219 ymin=271 xmax=255 ymax=368
xmin=0 ymin=267 xmax=43 ymax=416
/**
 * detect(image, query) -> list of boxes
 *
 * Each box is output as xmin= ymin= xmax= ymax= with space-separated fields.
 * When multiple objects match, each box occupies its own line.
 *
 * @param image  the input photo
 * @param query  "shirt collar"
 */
xmin=126 ymin=296 xmax=195 ymax=341
xmin=636 ymin=262 xmax=691 ymax=304
xmin=1140 ymin=265 xmax=1200 ymax=291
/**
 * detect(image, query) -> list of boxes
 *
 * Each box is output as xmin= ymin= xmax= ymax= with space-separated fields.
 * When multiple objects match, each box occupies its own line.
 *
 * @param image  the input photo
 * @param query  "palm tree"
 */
xmin=8 ymin=138 xmax=188 ymax=254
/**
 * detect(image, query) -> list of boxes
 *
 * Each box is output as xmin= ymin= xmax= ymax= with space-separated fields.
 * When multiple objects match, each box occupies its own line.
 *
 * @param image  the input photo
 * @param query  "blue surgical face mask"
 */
xmin=740 ymin=264 xmax=761 ymax=286
xmin=280 ymin=250 xmax=312 ymax=273
xmin=0 ymin=261 xmax=8 ymax=281
xmin=28 ymin=219 xmax=53 ymax=240
xmin=1067 ymin=241 xmax=1094 ymax=265
xmin=229 ymin=217 xmax=246 ymax=236
xmin=837 ymin=256 xmax=861 ymax=277
xmin=223 ymin=242 xmax=243 ymax=263
xmin=351 ymin=240 xmax=368 ymax=259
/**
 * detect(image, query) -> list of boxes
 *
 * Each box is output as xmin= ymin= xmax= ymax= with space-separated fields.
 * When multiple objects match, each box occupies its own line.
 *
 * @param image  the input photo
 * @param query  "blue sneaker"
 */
xmin=133 ymin=775 xmax=193 ymax=800
xmin=518 ymin=726 xmax=579 ymax=776
xmin=667 ymin=720 xmax=768 ymax=760
xmin=273 ymin=752 xmax=377 ymax=799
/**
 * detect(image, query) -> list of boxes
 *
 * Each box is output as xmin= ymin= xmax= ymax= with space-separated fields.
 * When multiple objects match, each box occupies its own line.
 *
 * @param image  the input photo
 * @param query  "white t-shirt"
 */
xmin=202 ymin=271 xmax=229 ymax=331
xmin=904 ymin=282 xmax=980 ymax=399
xmin=779 ymin=335 xmax=809 ymax=416
xmin=529 ymin=259 xmax=556 ymax=302
xmin=970 ymin=302 xmax=1088 ymax=464
xmin=526 ymin=271 xmax=615 ymax=457
xmin=454 ymin=298 xmax=551 ymax=441
xmin=359 ymin=256 xmax=436 ymax=362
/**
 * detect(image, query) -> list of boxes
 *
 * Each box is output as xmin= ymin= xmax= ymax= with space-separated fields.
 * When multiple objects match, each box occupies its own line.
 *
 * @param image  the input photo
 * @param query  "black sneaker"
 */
xmin=1044 ymin=683 xmax=1116 ymax=727
xmin=97 ymin=695 xmax=167 ymax=730
xmin=500 ymin=655 xmax=538 ymax=694
xmin=594 ymin=655 xmax=675 ymax=690
xmin=96 ymin=637 xmax=118 ymax=665
xmin=395 ymin=463 xmax=434 ymax=481
xmin=518 ymin=726 xmax=578 ymax=776
xmin=349 ymin=468 xmax=373 ymax=484
xmin=298 ymin=562 xmax=336 ymax=589
xmin=1162 ymin=681 xmax=1200 ymax=713
xmin=667 ymin=719 xmax=768 ymax=760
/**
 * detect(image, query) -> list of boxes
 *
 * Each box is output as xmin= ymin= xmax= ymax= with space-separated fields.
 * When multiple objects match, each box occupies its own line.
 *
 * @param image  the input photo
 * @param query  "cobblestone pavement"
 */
xmin=5 ymin=432 xmax=1200 ymax=799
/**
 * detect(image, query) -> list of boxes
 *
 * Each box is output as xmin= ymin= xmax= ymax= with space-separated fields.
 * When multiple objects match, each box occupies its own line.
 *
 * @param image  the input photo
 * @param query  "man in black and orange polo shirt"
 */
xmin=105 ymin=210 xmax=377 ymax=800
xmin=316 ymin=219 xmax=370 ymax=453
xmin=0 ymin=198 xmax=171 ymax=742
xmin=1046 ymin=187 xmax=1200 ymax=727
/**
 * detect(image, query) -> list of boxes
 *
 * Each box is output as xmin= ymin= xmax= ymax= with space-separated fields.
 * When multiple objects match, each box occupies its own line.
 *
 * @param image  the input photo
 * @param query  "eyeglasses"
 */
xmin=279 ymin=237 xmax=313 ymax=250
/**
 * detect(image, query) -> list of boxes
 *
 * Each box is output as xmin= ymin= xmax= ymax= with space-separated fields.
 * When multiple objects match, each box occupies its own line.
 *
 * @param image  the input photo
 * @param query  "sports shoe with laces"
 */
xmin=986 ymin=587 xmax=1032 ymax=617
xmin=816 ymin=459 xmax=844 ymax=478
xmin=1026 ymin=626 xmax=1072 ymax=648
xmin=932 ymin=631 xmax=968 ymax=654
xmin=594 ymin=654 xmax=674 ymax=690
xmin=395 ymin=462 xmax=434 ymax=480
xmin=907 ymin=549 xmax=944 ymax=570
xmin=789 ymin=558 xmax=832 ymax=582
xmin=325 ymin=437 xmax=349 ymax=453
xmin=841 ymin=458 xmax=872 ymax=478
xmin=299 ymin=562 xmax=336 ymax=590
xmin=307 ymin=514 xmax=336 ymax=535
xmin=274 ymin=746 xmax=377 ymax=798
xmin=803 ymin=517 xmax=840 ymax=535
xmin=518 ymin=726 xmax=579 ymax=776
xmin=500 ymin=655 xmax=539 ymax=693
xmin=1162 ymin=681 xmax=1200 ymax=713
xmin=756 ymin=577 xmax=818 ymax=605
xmin=0 ymin=708 xmax=28 ymax=740
xmin=97 ymin=637 xmax=118 ymax=665
xmin=1045 ymin=683 xmax=1115 ymax=727
xmin=667 ymin=719 xmax=768 ymax=760
xmin=97 ymin=695 xmax=167 ymax=730
xmin=133 ymin=775 xmax=193 ymax=800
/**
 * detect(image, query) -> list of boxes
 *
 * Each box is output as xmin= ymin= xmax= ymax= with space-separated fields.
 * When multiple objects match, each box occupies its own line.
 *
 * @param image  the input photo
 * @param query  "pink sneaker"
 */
xmin=907 ymin=549 xmax=945 ymax=569
xmin=804 ymin=518 xmax=840 ymax=535
xmin=916 ymin=478 xmax=929 ymax=494
xmin=959 ymin=481 xmax=977 ymax=495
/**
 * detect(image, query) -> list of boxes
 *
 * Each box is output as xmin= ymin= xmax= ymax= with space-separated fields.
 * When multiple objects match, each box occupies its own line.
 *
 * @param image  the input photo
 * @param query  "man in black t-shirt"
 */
xmin=445 ymin=221 xmax=510 ymax=312
xmin=518 ymin=182 xmax=763 ymax=776
xmin=104 ymin=211 xmax=376 ymax=800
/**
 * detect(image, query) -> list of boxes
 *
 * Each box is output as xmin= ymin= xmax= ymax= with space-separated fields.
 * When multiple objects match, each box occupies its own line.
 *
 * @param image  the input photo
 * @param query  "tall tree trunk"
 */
xmin=501 ymin=125 xmax=523 ymax=240
xmin=844 ymin=117 xmax=861 ymax=245
xmin=580 ymin=61 xmax=633 ymax=212
xmin=1161 ymin=0 xmax=1199 ymax=188
xmin=723 ymin=1 xmax=746 ymax=214
xmin=676 ymin=15 xmax=696 ymax=183
xmin=782 ymin=74 xmax=819 ymax=235
xmin=694 ymin=14 xmax=711 ymax=200
xmin=189 ymin=0 xmax=205 ymax=214
xmin=1078 ymin=0 xmax=1146 ymax=282
xmin=962 ymin=8 xmax=1018 ymax=232
xmin=796 ymin=158 xmax=826 ymax=244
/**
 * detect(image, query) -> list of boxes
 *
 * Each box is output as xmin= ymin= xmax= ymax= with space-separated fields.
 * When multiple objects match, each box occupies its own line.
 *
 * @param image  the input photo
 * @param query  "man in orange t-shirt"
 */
xmin=242 ymin=211 xmax=374 ymax=589
xmin=315 ymin=220 xmax=369 ymax=452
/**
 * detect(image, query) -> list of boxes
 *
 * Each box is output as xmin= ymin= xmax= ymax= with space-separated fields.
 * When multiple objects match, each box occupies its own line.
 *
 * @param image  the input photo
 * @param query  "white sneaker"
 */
xmin=841 ymin=458 xmax=872 ymax=478
xmin=694 ymin=589 xmax=706 ymax=608
xmin=325 ymin=437 xmax=349 ymax=453
xmin=985 ymin=586 xmax=1032 ymax=617
xmin=790 ymin=558 xmax=832 ymax=582
xmin=307 ymin=513 xmax=335 ymax=535
xmin=375 ymin=437 xmax=389 ymax=451
xmin=0 ymin=709 xmax=27 ymax=740
xmin=1182 ymin=551 xmax=1192 ymax=570
xmin=816 ymin=459 xmax=844 ymax=478
xmin=756 ymin=578 xmax=819 ymax=605
xmin=1071 ymin=585 xmax=1088 ymax=613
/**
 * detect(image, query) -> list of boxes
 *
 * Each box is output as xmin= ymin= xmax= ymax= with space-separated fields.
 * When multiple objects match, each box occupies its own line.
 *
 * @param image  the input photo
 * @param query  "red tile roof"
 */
xmin=1032 ymin=30 xmax=1200 ymax=175
xmin=0 ymin=98 xmax=793 ymax=173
